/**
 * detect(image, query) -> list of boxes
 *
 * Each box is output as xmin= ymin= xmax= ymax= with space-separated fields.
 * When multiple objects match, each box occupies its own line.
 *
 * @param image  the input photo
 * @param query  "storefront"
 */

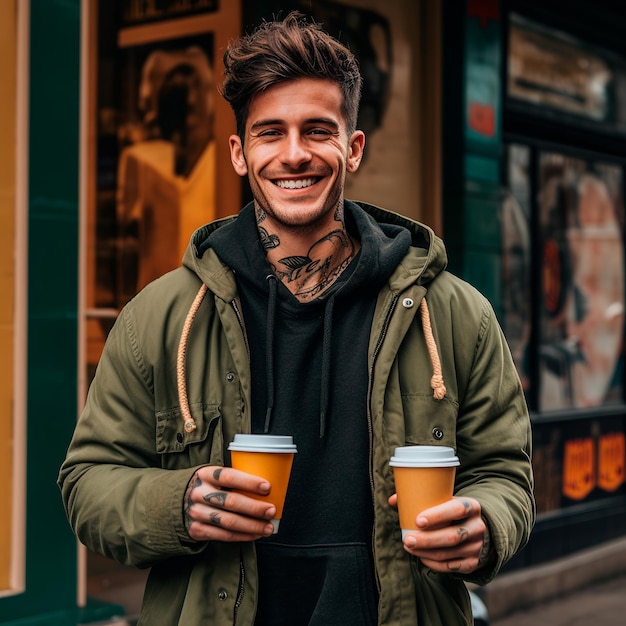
xmin=1 ymin=0 xmax=624 ymax=623
xmin=443 ymin=0 xmax=626 ymax=570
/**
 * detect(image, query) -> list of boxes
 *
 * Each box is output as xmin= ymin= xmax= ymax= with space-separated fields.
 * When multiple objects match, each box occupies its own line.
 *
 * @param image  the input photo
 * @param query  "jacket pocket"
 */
xmin=401 ymin=394 xmax=459 ymax=449
xmin=156 ymin=404 xmax=224 ymax=468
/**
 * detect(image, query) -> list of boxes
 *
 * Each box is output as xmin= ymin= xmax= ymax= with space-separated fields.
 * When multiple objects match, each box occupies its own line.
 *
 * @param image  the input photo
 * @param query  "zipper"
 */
xmin=231 ymin=298 xmax=250 ymax=359
xmin=233 ymin=558 xmax=245 ymax=624
xmin=366 ymin=292 xmax=399 ymax=594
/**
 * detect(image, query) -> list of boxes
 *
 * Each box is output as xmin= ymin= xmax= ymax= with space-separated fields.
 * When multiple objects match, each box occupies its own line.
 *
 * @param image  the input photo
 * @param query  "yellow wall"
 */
xmin=0 ymin=0 xmax=17 ymax=591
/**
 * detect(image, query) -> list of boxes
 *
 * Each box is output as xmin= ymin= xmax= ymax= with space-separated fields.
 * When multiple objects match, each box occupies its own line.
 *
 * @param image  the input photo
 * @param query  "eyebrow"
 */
xmin=249 ymin=117 xmax=340 ymax=131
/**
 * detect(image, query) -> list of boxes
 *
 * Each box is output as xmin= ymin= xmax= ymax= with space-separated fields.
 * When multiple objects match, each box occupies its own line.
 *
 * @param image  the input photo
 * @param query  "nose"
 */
xmin=280 ymin=130 xmax=312 ymax=168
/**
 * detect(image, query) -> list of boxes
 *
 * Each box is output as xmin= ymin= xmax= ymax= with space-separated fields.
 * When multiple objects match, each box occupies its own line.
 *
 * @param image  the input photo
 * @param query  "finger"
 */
xmin=187 ymin=513 xmax=275 ymax=543
xmin=417 ymin=497 xmax=481 ymax=529
xmin=190 ymin=503 xmax=276 ymax=536
xmin=406 ymin=534 xmax=484 ymax=560
xmin=197 ymin=465 xmax=272 ymax=495
xmin=419 ymin=555 xmax=481 ymax=575
xmin=388 ymin=493 xmax=398 ymax=507
xmin=405 ymin=518 xmax=485 ymax=552
xmin=194 ymin=488 xmax=277 ymax=521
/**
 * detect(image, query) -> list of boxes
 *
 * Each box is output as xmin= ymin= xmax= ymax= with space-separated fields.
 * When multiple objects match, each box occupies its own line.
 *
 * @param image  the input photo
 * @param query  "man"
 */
xmin=59 ymin=12 xmax=534 ymax=626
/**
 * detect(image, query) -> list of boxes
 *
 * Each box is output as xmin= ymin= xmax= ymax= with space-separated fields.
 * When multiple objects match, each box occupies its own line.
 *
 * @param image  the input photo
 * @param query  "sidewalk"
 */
xmin=490 ymin=573 xmax=626 ymax=625
xmin=482 ymin=536 xmax=626 ymax=624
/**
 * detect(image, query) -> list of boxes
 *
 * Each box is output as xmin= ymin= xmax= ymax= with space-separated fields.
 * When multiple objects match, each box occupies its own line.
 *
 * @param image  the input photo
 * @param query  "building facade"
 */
xmin=1 ymin=0 xmax=624 ymax=623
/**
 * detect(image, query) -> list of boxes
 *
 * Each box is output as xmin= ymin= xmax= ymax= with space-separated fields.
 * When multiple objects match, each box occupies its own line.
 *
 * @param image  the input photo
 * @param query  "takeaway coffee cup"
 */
xmin=228 ymin=434 xmax=297 ymax=533
xmin=389 ymin=445 xmax=460 ymax=539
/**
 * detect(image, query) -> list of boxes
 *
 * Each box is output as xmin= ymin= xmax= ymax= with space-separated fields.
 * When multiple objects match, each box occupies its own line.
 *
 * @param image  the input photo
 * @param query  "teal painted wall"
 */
xmin=1 ymin=1 xmax=82 ymax=623
xmin=0 ymin=2 xmax=127 ymax=622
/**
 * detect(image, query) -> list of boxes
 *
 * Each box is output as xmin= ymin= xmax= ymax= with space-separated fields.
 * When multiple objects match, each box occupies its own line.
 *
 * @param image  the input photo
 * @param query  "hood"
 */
xmin=176 ymin=201 xmax=448 ymax=435
xmin=182 ymin=201 xmax=448 ymax=294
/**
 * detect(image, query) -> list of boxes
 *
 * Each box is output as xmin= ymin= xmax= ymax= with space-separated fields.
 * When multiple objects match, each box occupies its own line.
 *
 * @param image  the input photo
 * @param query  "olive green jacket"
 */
xmin=58 ymin=202 xmax=534 ymax=625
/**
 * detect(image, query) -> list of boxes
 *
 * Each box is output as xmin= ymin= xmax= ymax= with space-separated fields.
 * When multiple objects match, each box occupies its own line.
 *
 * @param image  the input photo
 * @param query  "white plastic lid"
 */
xmin=389 ymin=445 xmax=459 ymax=468
xmin=228 ymin=434 xmax=297 ymax=453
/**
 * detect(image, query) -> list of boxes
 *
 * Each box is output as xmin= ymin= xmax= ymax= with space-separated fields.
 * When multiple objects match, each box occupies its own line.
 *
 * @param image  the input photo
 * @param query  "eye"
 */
xmin=307 ymin=128 xmax=334 ymax=139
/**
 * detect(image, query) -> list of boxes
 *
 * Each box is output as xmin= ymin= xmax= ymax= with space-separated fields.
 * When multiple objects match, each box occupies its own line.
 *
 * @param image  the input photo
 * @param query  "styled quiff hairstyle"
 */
xmin=221 ymin=11 xmax=363 ymax=138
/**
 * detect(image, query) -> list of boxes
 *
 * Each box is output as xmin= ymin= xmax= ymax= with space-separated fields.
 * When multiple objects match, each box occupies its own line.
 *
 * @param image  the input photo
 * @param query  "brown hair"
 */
xmin=221 ymin=11 xmax=362 ymax=138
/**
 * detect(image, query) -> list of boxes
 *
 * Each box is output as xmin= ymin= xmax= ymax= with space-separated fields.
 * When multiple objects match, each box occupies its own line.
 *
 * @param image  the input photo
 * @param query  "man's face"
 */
xmin=229 ymin=78 xmax=365 ymax=234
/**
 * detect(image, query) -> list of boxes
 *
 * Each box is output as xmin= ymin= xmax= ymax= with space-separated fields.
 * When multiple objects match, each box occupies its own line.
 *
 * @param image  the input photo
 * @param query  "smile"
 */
xmin=274 ymin=178 xmax=318 ymax=189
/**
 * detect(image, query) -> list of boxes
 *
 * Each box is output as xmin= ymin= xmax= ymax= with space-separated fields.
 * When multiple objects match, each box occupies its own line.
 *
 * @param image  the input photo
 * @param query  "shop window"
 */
xmin=85 ymin=1 xmax=241 ymax=378
xmin=538 ymin=153 xmax=624 ymax=411
xmin=503 ymin=144 xmax=625 ymax=413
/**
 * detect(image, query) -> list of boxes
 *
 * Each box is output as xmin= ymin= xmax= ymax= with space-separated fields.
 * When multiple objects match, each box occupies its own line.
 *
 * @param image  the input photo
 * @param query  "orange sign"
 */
xmin=562 ymin=438 xmax=595 ymax=500
xmin=598 ymin=433 xmax=625 ymax=492
xmin=468 ymin=102 xmax=495 ymax=137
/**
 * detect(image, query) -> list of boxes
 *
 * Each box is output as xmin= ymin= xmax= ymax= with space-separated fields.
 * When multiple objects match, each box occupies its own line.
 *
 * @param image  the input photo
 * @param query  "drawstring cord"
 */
xmin=319 ymin=296 xmax=335 ymax=438
xmin=177 ymin=283 xmax=208 ymax=433
xmin=419 ymin=297 xmax=447 ymax=400
xmin=175 ymin=283 xmax=445 ymax=440
xmin=264 ymin=275 xmax=277 ymax=433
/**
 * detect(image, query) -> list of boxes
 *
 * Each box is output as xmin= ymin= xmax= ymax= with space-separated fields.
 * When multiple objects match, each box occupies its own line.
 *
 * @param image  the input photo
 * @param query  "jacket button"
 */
xmin=432 ymin=427 xmax=444 ymax=440
xmin=402 ymin=297 xmax=414 ymax=308
xmin=176 ymin=433 xmax=183 ymax=443
xmin=226 ymin=372 xmax=236 ymax=383
xmin=218 ymin=589 xmax=228 ymax=601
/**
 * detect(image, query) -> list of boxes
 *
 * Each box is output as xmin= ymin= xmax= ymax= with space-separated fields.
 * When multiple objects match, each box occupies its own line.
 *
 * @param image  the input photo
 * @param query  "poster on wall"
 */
xmin=508 ymin=14 xmax=615 ymax=123
xmin=86 ymin=1 xmax=240 ymax=375
xmin=538 ymin=152 xmax=625 ymax=411
xmin=113 ymin=31 xmax=217 ymax=300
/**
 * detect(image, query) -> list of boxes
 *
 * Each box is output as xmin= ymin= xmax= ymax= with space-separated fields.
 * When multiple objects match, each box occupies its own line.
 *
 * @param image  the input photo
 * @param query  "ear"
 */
xmin=347 ymin=130 xmax=365 ymax=173
xmin=229 ymin=135 xmax=248 ymax=176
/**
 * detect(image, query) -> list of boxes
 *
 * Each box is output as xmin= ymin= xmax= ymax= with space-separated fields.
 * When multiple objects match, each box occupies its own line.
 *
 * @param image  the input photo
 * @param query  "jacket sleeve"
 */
xmin=57 ymin=303 xmax=206 ymax=569
xmin=452 ymin=293 xmax=535 ymax=585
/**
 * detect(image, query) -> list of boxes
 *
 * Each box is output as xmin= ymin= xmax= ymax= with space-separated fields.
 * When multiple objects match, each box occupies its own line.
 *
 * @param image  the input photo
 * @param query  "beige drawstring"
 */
xmin=419 ymin=298 xmax=447 ymax=400
xmin=177 ymin=283 xmax=209 ymax=433
xmin=176 ymin=285 xmax=445 ymax=435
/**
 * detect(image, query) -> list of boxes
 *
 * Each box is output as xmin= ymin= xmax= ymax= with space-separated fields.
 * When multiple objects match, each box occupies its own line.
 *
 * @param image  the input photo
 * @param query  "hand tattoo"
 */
xmin=209 ymin=512 xmax=222 ymax=527
xmin=477 ymin=515 xmax=494 ymax=569
xmin=183 ymin=474 xmax=202 ymax=533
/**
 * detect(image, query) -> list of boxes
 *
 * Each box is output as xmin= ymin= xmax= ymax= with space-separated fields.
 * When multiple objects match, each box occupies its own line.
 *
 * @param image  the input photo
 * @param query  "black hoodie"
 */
xmin=208 ymin=201 xmax=411 ymax=625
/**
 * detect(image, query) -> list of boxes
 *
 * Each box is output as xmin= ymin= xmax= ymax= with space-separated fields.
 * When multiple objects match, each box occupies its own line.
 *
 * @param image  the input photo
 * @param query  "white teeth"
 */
xmin=275 ymin=178 xmax=316 ymax=189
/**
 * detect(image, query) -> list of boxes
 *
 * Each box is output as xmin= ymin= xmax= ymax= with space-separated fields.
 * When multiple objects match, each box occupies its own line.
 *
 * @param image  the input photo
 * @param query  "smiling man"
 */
xmin=228 ymin=77 xmax=364 ymax=302
xmin=59 ymin=12 xmax=534 ymax=626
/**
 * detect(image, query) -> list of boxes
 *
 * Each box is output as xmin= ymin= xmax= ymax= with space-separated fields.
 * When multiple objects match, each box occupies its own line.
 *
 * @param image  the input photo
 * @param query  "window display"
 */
xmin=538 ymin=153 xmax=624 ymax=410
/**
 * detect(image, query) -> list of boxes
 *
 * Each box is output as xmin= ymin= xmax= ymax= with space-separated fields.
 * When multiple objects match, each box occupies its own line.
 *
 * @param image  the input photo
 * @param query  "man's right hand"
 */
xmin=184 ymin=466 xmax=276 ymax=542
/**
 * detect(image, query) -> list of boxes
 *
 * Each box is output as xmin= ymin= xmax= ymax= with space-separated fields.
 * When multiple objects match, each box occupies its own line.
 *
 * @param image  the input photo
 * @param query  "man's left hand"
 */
xmin=387 ymin=495 xmax=494 ymax=575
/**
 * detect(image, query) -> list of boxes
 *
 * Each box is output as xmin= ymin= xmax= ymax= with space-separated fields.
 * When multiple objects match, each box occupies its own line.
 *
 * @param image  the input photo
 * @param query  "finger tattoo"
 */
xmin=447 ymin=560 xmax=462 ymax=572
xmin=213 ymin=468 xmax=224 ymax=481
xmin=204 ymin=491 xmax=228 ymax=507
xmin=456 ymin=526 xmax=469 ymax=542
xmin=209 ymin=512 xmax=222 ymax=527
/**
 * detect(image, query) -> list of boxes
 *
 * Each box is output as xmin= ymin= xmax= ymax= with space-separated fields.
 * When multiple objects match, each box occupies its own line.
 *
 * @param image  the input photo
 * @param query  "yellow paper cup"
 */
xmin=228 ymin=434 xmax=297 ymax=533
xmin=389 ymin=445 xmax=460 ymax=538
